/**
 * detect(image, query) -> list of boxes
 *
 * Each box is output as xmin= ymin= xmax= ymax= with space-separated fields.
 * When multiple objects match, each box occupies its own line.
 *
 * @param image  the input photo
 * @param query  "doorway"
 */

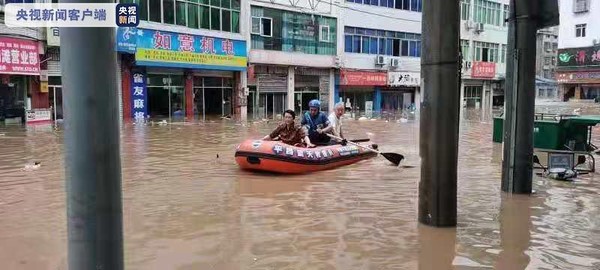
xmin=294 ymin=88 xmax=319 ymax=114
xmin=48 ymin=85 xmax=63 ymax=121
xmin=146 ymin=74 xmax=185 ymax=121
xmin=258 ymin=92 xmax=286 ymax=120
xmin=193 ymin=77 xmax=233 ymax=121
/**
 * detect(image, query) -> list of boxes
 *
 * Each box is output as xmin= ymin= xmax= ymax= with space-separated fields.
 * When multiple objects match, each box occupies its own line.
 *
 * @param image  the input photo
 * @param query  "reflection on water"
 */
xmin=1 ymin=103 xmax=599 ymax=270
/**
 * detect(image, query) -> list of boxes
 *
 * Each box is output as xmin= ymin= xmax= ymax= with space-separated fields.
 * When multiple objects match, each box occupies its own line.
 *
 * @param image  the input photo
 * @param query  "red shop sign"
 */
xmin=471 ymin=61 xmax=496 ymax=78
xmin=340 ymin=69 xmax=387 ymax=86
xmin=0 ymin=37 xmax=40 ymax=75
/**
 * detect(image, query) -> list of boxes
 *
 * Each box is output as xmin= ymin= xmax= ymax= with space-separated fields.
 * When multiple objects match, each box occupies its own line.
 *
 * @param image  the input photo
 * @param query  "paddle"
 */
xmin=326 ymin=134 xmax=404 ymax=166
xmin=313 ymin=138 xmax=370 ymax=146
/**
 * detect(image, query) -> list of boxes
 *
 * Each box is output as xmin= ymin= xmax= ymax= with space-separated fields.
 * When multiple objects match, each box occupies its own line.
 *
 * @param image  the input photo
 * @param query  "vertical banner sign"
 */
xmin=131 ymin=72 xmax=147 ymax=121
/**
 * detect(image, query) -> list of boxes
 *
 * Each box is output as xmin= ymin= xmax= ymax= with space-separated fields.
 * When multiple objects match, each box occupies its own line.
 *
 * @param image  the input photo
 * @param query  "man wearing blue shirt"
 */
xmin=301 ymin=99 xmax=331 ymax=145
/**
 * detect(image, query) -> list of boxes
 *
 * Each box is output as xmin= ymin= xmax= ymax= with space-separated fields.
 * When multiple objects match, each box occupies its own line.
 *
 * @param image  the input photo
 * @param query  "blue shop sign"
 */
xmin=131 ymin=71 xmax=147 ymax=121
xmin=116 ymin=27 xmax=138 ymax=53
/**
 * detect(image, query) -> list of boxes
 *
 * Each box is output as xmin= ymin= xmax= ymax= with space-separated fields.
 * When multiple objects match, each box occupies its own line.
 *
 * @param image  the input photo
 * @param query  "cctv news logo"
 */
xmin=3 ymin=3 xmax=139 ymax=27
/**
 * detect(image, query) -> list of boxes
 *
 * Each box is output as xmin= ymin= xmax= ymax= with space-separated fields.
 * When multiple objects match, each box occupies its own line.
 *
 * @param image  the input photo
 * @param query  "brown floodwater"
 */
xmin=0 ymin=103 xmax=599 ymax=270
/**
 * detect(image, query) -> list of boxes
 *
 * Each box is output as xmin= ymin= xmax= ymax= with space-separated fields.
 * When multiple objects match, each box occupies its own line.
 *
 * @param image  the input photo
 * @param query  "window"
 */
xmin=544 ymin=42 xmax=552 ymax=51
xmin=343 ymin=26 xmax=421 ymax=57
xmin=461 ymin=0 xmax=471 ymax=21
xmin=474 ymin=0 xmax=502 ymax=26
xmin=473 ymin=41 xmax=499 ymax=63
xmin=320 ymin=25 xmax=331 ymax=42
xmin=348 ymin=0 xmax=422 ymax=12
xmin=251 ymin=6 xmax=337 ymax=55
xmin=131 ymin=0 xmax=240 ymax=33
xmin=251 ymin=16 xmax=272 ymax=37
xmin=461 ymin=40 xmax=470 ymax=61
xmin=574 ymin=0 xmax=589 ymax=13
xmin=544 ymin=57 xmax=552 ymax=65
xmin=576 ymin=24 xmax=586 ymax=37
xmin=503 ymin=4 xmax=509 ymax=27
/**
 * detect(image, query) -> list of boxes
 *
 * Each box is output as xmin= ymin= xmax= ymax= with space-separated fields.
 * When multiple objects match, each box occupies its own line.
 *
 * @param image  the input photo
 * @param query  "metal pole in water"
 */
xmin=418 ymin=0 xmax=461 ymax=227
xmin=501 ymin=0 xmax=541 ymax=194
xmin=60 ymin=2 xmax=124 ymax=269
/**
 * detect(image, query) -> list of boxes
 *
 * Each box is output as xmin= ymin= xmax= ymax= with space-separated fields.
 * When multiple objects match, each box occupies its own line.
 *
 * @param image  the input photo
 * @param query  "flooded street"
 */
xmin=1 ymin=103 xmax=600 ymax=269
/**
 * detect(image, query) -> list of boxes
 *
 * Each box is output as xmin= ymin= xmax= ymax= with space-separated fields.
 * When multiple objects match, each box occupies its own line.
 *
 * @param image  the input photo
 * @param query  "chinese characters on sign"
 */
xmin=556 ymin=71 xmax=600 ymax=83
xmin=116 ymin=4 xmax=139 ymax=27
xmin=558 ymin=46 xmax=600 ymax=67
xmin=271 ymin=144 xmax=336 ymax=160
xmin=388 ymin=72 xmax=420 ymax=87
xmin=131 ymin=72 xmax=147 ymax=122
xmin=471 ymin=61 xmax=496 ymax=78
xmin=339 ymin=70 xmax=387 ymax=86
xmin=134 ymin=29 xmax=247 ymax=70
xmin=0 ymin=37 xmax=40 ymax=75
xmin=4 ymin=3 xmax=118 ymax=27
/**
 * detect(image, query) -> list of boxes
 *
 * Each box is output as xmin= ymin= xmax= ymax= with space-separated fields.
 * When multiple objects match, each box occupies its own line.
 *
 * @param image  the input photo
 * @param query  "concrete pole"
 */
xmin=501 ymin=0 xmax=539 ymax=194
xmin=419 ymin=0 xmax=460 ymax=227
xmin=60 ymin=4 xmax=124 ymax=270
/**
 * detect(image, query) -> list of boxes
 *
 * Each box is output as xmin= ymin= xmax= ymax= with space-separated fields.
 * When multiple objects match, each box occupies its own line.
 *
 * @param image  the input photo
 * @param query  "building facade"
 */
xmin=339 ymin=0 xmax=422 ymax=119
xmin=535 ymin=26 xmax=559 ymax=100
xmin=556 ymin=0 xmax=600 ymax=101
xmin=246 ymin=0 xmax=339 ymax=120
xmin=0 ymin=1 xmax=47 ymax=125
xmin=459 ymin=0 xmax=509 ymax=120
xmin=118 ymin=0 xmax=249 ymax=122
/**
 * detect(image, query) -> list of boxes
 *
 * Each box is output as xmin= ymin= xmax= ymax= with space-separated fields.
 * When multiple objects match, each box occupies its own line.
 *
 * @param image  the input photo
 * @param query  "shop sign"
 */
xmin=339 ymin=70 xmax=387 ymax=86
xmin=47 ymin=27 xmax=60 ymax=47
xmin=558 ymin=46 xmax=600 ymax=67
xmin=134 ymin=29 xmax=247 ymax=71
xmin=26 ymin=109 xmax=52 ymax=124
xmin=556 ymin=71 xmax=600 ymax=83
xmin=471 ymin=61 xmax=496 ymax=78
xmin=271 ymin=144 xmax=335 ymax=160
xmin=0 ymin=37 xmax=40 ymax=75
xmin=116 ymin=27 xmax=137 ymax=54
xmin=131 ymin=71 xmax=148 ymax=122
xmin=388 ymin=72 xmax=420 ymax=86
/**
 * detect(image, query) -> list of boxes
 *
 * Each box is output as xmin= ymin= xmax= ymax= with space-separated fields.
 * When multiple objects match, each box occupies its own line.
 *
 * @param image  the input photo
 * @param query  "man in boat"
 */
xmin=263 ymin=109 xmax=316 ymax=148
xmin=301 ymin=99 xmax=331 ymax=145
xmin=321 ymin=102 xmax=347 ymax=145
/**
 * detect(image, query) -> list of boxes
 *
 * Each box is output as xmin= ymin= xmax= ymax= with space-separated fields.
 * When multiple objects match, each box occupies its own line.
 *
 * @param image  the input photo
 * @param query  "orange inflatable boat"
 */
xmin=235 ymin=139 xmax=378 ymax=174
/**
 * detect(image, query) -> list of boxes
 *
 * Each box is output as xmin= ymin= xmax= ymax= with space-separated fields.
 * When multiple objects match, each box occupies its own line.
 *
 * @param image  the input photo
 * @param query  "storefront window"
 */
xmin=193 ymin=77 xmax=234 ymax=120
xmin=146 ymin=74 xmax=185 ymax=121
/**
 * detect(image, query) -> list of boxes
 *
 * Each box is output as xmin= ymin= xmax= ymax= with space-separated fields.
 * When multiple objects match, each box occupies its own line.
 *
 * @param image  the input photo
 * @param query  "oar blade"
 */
xmin=381 ymin=152 xmax=404 ymax=166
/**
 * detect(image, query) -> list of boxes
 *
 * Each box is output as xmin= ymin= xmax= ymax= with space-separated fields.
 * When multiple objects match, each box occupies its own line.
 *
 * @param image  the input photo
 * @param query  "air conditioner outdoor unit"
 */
xmin=475 ymin=23 xmax=485 ymax=33
xmin=594 ymin=39 xmax=600 ymax=45
xmin=376 ymin=55 xmax=386 ymax=65
xmin=390 ymin=58 xmax=400 ymax=67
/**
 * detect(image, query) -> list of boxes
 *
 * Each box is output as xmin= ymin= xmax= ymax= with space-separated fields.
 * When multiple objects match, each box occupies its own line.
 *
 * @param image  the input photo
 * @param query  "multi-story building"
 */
xmin=0 ymin=0 xmax=47 ymax=124
xmin=246 ymin=0 xmax=339 ymax=120
xmin=556 ymin=0 xmax=600 ymax=101
xmin=338 ymin=0 xmax=422 ymax=119
xmin=118 ymin=0 xmax=249 ymax=122
xmin=459 ymin=0 xmax=509 ymax=120
xmin=535 ymin=26 xmax=559 ymax=100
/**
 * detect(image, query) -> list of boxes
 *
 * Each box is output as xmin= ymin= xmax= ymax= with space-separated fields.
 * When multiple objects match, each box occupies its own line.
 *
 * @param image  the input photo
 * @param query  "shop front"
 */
xmin=556 ymin=46 xmax=600 ymax=101
xmin=116 ymin=27 xmax=247 ymax=122
xmin=384 ymin=71 xmax=420 ymax=119
xmin=249 ymin=65 xmax=288 ymax=120
xmin=338 ymin=69 xmax=387 ymax=119
xmin=462 ymin=61 xmax=497 ymax=120
xmin=0 ymin=37 xmax=42 ymax=124
xmin=556 ymin=70 xmax=600 ymax=101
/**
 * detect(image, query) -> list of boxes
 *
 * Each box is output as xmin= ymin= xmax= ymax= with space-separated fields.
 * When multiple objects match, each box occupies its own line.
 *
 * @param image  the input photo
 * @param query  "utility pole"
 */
xmin=502 ymin=0 xmax=557 ymax=193
xmin=419 ymin=0 xmax=461 ymax=227
xmin=60 ymin=1 xmax=124 ymax=269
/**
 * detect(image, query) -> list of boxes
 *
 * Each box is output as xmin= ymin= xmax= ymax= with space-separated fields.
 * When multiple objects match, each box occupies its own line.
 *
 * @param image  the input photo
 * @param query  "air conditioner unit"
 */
xmin=594 ymin=39 xmax=600 ymax=45
xmin=475 ymin=23 xmax=485 ymax=33
xmin=376 ymin=55 xmax=386 ymax=65
xmin=390 ymin=58 xmax=400 ymax=67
